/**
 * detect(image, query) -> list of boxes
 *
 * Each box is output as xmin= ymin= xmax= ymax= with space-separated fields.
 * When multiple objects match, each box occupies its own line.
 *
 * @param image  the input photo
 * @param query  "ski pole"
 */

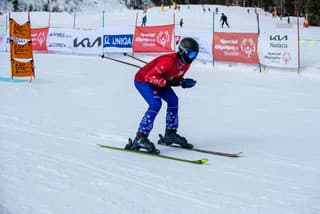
xmin=123 ymin=52 xmax=148 ymax=64
xmin=101 ymin=54 xmax=143 ymax=69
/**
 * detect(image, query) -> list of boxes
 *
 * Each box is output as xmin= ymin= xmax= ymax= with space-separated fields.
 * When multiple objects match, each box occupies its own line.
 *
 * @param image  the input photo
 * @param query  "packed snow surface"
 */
xmin=1 ymin=4 xmax=320 ymax=214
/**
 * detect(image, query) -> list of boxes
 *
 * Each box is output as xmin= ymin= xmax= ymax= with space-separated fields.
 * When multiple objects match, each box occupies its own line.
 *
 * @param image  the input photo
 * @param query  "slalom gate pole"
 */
xmin=5 ymin=14 xmax=8 ymax=52
xmin=212 ymin=11 xmax=216 ymax=71
xmin=101 ymin=54 xmax=144 ymax=69
xmin=123 ymin=52 xmax=148 ymax=64
xmin=256 ymin=11 xmax=262 ymax=73
xmin=296 ymin=11 xmax=301 ymax=75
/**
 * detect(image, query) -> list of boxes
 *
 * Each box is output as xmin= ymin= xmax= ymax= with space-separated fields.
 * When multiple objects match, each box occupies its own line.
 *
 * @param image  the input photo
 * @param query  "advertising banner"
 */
xmin=31 ymin=27 xmax=49 ymax=51
xmin=9 ymin=19 xmax=31 ymax=39
xmin=47 ymin=28 xmax=73 ymax=53
xmin=102 ymin=26 xmax=134 ymax=53
xmin=133 ymin=24 xmax=174 ymax=53
xmin=259 ymin=31 xmax=298 ymax=68
xmin=73 ymin=28 xmax=103 ymax=55
xmin=103 ymin=34 xmax=132 ymax=48
xmin=10 ymin=40 xmax=33 ymax=58
xmin=213 ymin=32 xmax=259 ymax=64
xmin=11 ymin=59 xmax=34 ymax=77
xmin=176 ymin=29 xmax=213 ymax=61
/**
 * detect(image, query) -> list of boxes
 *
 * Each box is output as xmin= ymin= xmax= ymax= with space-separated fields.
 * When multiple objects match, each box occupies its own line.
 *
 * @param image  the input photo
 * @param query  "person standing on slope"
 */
xmin=220 ymin=13 xmax=230 ymax=28
xmin=141 ymin=14 xmax=147 ymax=27
xmin=125 ymin=37 xmax=199 ymax=154
xmin=179 ymin=18 xmax=184 ymax=27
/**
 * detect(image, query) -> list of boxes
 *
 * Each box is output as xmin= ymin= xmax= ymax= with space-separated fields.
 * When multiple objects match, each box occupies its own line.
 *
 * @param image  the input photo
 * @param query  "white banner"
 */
xmin=0 ymin=29 xmax=8 ymax=52
xmin=176 ymin=29 xmax=213 ymax=61
xmin=47 ymin=28 xmax=74 ymax=53
xmin=103 ymin=26 xmax=134 ymax=53
xmin=259 ymin=28 xmax=299 ymax=68
xmin=73 ymin=28 xmax=103 ymax=55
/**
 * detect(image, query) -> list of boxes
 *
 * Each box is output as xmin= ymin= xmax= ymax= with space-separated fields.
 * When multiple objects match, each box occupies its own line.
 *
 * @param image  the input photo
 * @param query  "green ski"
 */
xmin=97 ymin=144 xmax=208 ymax=165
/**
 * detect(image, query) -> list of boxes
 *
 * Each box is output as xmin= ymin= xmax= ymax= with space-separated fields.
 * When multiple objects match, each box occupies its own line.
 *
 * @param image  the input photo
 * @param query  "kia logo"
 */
xmin=74 ymin=37 xmax=101 ymax=48
xmin=270 ymin=35 xmax=288 ymax=41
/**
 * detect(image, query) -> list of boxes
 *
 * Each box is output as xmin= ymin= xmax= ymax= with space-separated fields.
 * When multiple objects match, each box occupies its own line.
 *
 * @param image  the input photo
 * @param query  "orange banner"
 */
xmin=11 ymin=59 xmax=34 ymax=77
xmin=10 ymin=40 xmax=33 ymax=59
xmin=31 ymin=27 xmax=48 ymax=51
xmin=213 ymin=32 xmax=259 ymax=64
xmin=133 ymin=24 xmax=174 ymax=53
xmin=9 ymin=19 xmax=31 ymax=39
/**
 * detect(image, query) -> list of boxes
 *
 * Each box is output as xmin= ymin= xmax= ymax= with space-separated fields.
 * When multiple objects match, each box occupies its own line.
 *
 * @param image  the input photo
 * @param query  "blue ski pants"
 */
xmin=135 ymin=80 xmax=179 ymax=135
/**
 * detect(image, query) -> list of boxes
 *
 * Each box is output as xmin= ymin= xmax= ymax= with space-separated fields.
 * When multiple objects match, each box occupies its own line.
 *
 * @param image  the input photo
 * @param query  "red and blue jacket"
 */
xmin=135 ymin=53 xmax=191 ymax=88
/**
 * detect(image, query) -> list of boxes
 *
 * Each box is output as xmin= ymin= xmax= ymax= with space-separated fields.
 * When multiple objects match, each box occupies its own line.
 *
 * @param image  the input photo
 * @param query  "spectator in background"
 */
xmin=141 ymin=14 xmax=147 ymax=27
xmin=179 ymin=18 xmax=184 ymax=27
xmin=215 ymin=7 xmax=219 ymax=14
xmin=287 ymin=17 xmax=290 ymax=24
xmin=220 ymin=13 xmax=230 ymax=28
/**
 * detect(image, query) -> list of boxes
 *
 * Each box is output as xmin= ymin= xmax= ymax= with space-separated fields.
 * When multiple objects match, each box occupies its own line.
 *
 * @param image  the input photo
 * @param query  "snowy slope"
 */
xmin=1 ymin=5 xmax=320 ymax=214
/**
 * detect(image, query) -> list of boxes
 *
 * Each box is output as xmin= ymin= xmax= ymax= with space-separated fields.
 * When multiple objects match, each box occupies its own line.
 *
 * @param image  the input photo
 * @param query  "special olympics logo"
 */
xmin=282 ymin=52 xmax=291 ymax=64
xmin=240 ymin=38 xmax=256 ymax=58
xmin=37 ymin=32 xmax=46 ymax=47
xmin=157 ymin=31 xmax=170 ymax=48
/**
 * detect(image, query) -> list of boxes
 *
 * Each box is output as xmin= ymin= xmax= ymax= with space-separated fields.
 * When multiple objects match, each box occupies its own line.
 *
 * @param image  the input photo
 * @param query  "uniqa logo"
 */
xmin=240 ymin=38 xmax=256 ymax=58
xmin=157 ymin=31 xmax=170 ymax=48
xmin=270 ymin=35 xmax=288 ymax=41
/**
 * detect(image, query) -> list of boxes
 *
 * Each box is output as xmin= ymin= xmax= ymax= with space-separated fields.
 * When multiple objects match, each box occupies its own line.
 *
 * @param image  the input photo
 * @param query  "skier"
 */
xmin=125 ymin=38 xmax=199 ymax=154
xmin=220 ymin=13 xmax=230 ymax=28
xmin=179 ymin=18 xmax=184 ymax=27
xmin=141 ymin=14 xmax=147 ymax=27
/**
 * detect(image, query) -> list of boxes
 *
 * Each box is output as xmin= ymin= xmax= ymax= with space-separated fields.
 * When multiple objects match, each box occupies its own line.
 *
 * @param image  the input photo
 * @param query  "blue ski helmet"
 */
xmin=177 ymin=37 xmax=199 ymax=64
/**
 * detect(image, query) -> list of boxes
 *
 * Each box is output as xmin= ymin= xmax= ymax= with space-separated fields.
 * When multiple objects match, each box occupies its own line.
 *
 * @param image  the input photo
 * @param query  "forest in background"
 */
xmin=1 ymin=0 xmax=319 ymax=26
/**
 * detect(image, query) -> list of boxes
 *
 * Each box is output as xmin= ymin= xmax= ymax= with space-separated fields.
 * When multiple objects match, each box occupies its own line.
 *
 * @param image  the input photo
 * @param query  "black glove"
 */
xmin=166 ymin=78 xmax=182 ymax=87
xmin=181 ymin=78 xmax=197 ymax=88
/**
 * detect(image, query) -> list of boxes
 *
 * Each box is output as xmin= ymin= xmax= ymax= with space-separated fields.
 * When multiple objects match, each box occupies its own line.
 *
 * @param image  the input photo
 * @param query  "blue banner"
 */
xmin=103 ymin=34 xmax=133 ymax=48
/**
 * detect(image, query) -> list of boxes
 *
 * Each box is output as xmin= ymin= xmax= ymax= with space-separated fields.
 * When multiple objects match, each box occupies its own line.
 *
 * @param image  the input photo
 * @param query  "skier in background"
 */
xmin=141 ymin=14 xmax=147 ymax=27
xmin=220 ymin=13 xmax=230 ymax=28
xmin=179 ymin=18 xmax=184 ymax=27
xmin=125 ymin=38 xmax=199 ymax=154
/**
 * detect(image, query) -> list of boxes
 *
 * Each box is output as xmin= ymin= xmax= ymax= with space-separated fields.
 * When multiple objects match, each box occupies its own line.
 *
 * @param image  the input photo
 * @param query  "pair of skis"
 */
xmin=98 ymin=144 xmax=209 ymax=164
xmin=98 ymin=136 xmax=242 ymax=165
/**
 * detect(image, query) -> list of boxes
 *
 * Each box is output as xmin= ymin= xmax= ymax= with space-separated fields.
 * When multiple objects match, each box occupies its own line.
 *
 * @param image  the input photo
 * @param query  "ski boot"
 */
xmin=158 ymin=129 xmax=194 ymax=149
xmin=125 ymin=132 xmax=160 ymax=154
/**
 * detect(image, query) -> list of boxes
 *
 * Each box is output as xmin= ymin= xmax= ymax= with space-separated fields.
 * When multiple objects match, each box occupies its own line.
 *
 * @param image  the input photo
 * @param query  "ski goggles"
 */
xmin=179 ymin=46 xmax=198 ymax=59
